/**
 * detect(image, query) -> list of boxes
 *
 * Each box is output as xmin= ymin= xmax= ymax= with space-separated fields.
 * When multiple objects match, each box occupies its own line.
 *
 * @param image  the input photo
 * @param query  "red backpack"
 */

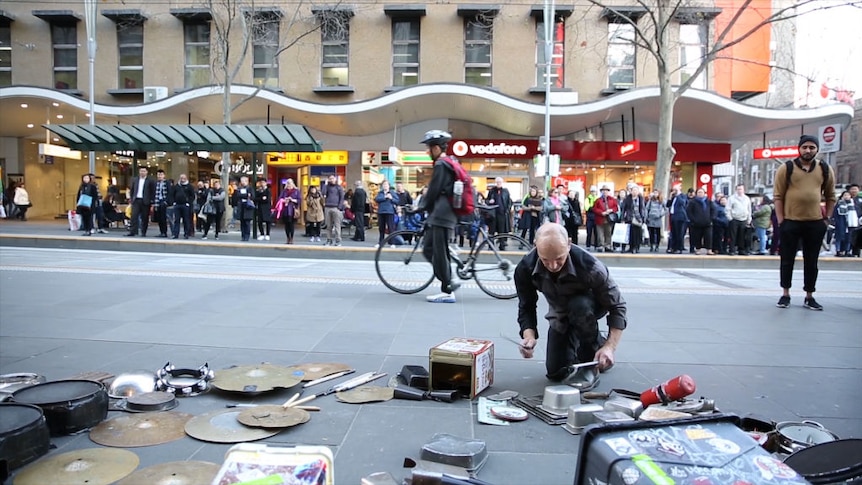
xmin=440 ymin=155 xmax=475 ymax=217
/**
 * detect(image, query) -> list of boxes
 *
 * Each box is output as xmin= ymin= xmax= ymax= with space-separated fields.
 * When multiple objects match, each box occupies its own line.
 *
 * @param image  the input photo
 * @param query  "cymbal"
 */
xmin=184 ymin=409 xmax=280 ymax=443
xmin=13 ymin=448 xmax=139 ymax=485
xmin=115 ymin=461 xmax=220 ymax=485
xmin=89 ymin=412 xmax=192 ymax=447
xmin=236 ymin=405 xmax=310 ymax=429
xmin=212 ymin=364 xmax=304 ymax=393
xmin=290 ymin=362 xmax=352 ymax=381
xmin=336 ymin=386 xmax=394 ymax=404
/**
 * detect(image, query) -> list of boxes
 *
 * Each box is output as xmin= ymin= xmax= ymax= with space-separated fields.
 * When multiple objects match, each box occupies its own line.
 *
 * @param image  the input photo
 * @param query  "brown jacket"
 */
xmin=773 ymin=159 xmax=836 ymax=221
xmin=305 ymin=193 xmax=325 ymax=223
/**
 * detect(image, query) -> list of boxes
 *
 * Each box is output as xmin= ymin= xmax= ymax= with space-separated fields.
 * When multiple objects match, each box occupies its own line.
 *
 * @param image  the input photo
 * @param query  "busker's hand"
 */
xmin=594 ymin=345 xmax=615 ymax=371
xmin=520 ymin=330 xmax=537 ymax=359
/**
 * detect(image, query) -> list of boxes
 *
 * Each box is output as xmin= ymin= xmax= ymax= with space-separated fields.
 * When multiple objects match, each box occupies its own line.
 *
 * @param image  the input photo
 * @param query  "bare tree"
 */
xmin=582 ymin=0 xmax=862 ymax=197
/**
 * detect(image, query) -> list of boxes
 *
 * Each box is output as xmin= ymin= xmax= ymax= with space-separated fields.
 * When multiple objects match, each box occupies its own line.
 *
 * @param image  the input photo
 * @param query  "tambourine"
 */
xmin=155 ymin=362 xmax=214 ymax=397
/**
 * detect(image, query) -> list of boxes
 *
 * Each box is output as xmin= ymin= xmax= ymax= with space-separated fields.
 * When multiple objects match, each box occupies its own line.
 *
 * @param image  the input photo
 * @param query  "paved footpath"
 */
xmin=0 ymin=223 xmax=861 ymax=484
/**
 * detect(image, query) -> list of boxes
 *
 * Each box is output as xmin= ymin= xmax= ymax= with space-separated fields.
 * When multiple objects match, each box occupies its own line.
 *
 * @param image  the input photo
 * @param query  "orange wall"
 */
xmin=713 ymin=0 xmax=772 ymax=97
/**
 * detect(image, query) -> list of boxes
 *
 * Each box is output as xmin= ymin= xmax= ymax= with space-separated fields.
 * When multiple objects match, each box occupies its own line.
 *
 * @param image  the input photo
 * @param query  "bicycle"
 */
xmin=374 ymin=205 xmax=532 ymax=299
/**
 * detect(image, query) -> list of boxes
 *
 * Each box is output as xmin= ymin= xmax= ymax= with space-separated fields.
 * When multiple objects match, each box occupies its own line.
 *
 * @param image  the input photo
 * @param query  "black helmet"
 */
xmin=420 ymin=130 xmax=452 ymax=147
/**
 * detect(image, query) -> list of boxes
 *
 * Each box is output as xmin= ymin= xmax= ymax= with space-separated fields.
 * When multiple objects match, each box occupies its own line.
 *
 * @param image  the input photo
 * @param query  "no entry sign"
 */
xmin=819 ymin=124 xmax=842 ymax=153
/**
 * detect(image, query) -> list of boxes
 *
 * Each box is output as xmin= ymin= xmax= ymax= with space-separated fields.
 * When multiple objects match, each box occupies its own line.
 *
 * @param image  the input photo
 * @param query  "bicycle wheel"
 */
xmin=374 ymin=230 xmax=434 ymax=294
xmin=472 ymin=233 xmax=532 ymax=299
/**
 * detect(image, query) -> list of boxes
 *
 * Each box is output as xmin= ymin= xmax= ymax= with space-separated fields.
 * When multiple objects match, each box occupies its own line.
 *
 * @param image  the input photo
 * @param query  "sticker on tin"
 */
xmin=489 ymin=406 xmax=528 ymax=422
xmin=685 ymin=427 xmax=717 ymax=440
xmin=657 ymin=436 xmax=685 ymax=456
xmin=707 ymin=437 xmax=741 ymax=454
xmin=629 ymin=430 xmax=657 ymax=446
xmin=604 ymin=437 xmax=638 ymax=456
xmin=753 ymin=455 xmax=799 ymax=480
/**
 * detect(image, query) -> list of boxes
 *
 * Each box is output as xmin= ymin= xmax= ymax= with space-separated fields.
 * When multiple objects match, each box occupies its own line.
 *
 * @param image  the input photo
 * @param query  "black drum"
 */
xmin=0 ymin=403 xmax=51 ymax=481
xmin=10 ymin=380 xmax=108 ymax=436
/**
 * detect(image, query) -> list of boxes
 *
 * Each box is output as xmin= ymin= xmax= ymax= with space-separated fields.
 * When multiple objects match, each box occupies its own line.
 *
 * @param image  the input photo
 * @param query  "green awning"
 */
xmin=43 ymin=124 xmax=322 ymax=153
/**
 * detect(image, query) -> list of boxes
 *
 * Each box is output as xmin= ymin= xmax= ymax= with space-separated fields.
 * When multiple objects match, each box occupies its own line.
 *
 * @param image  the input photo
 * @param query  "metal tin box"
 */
xmin=574 ymin=414 xmax=809 ymax=485
xmin=429 ymin=338 xmax=494 ymax=399
xmin=212 ymin=443 xmax=334 ymax=485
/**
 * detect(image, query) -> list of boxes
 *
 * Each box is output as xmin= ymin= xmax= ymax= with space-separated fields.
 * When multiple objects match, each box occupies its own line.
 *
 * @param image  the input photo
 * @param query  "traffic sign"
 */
xmin=819 ymin=124 xmax=841 ymax=153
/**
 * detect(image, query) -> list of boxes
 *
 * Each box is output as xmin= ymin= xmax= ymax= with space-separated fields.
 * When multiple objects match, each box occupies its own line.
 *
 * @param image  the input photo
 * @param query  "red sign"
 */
xmin=822 ymin=126 xmax=836 ymax=143
xmin=696 ymin=164 xmax=714 ymax=199
xmin=619 ymin=140 xmax=641 ymax=157
xmin=450 ymin=139 xmax=539 ymax=159
xmin=752 ymin=146 xmax=799 ymax=159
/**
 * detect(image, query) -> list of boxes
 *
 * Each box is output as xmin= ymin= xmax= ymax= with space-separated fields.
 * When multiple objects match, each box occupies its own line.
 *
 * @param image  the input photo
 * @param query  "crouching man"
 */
xmin=515 ymin=223 xmax=627 ymax=384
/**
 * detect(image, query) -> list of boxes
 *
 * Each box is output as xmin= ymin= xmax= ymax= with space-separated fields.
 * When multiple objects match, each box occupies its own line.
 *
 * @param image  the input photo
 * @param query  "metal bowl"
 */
xmin=568 ymin=403 xmax=604 ymax=428
xmin=108 ymin=371 xmax=157 ymax=398
xmin=541 ymin=385 xmax=580 ymax=413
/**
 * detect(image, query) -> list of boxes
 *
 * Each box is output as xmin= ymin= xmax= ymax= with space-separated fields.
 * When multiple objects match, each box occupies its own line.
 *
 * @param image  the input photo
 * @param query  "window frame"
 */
xmin=535 ymin=16 xmax=565 ymax=88
xmin=391 ymin=18 xmax=420 ymax=87
xmin=183 ymin=21 xmax=211 ymax=89
xmin=464 ymin=16 xmax=493 ymax=87
xmin=251 ymin=12 xmax=280 ymax=88
xmin=750 ymin=164 xmax=761 ymax=188
xmin=679 ymin=22 xmax=708 ymax=89
xmin=607 ymin=22 xmax=636 ymax=89
xmin=116 ymin=22 xmax=144 ymax=89
xmin=319 ymin=12 xmax=351 ymax=87
xmin=51 ymin=23 xmax=78 ymax=90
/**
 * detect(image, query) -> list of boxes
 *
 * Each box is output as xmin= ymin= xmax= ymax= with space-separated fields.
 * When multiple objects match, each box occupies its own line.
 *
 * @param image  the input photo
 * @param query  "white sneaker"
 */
xmin=426 ymin=292 xmax=456 ymax=303
xmin=374 ymin=244 xmax=380 ymax=249
xmin=265 ymin=235 xmax=270 ymax=240
xmin=257 ymin=235 xmax=265 ymax=241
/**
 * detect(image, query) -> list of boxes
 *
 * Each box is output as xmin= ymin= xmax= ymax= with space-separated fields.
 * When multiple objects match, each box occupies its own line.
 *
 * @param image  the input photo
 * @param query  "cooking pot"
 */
xmin=775 ymin=420 xmax=839 ymax=455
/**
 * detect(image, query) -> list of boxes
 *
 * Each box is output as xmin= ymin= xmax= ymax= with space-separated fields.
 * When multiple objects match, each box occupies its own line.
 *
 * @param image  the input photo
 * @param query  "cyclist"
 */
xmin=419 ymin=130 xmax=461 ymax=303
xmin=514 ymin=223 xmax=627 ymax=386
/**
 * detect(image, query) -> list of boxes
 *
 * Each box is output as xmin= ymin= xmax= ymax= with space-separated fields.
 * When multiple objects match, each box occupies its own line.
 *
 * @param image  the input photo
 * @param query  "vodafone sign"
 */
xmin=752 ymin=146 xmax=799 ymax=159
xmin=451 ymin=139 xmax=539 ymax=159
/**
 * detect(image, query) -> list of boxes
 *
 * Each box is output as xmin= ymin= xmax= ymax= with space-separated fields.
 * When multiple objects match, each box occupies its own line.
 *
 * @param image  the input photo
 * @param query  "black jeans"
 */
xmin=282 ymin=216 xmax=296 ymax=240
xmin=204 ymin=212 xmax=222 ymax=237
xmin=712 ymin=224 xmax=728 ymax=253
xmin=729 ymin=219 xmax=748 ymax=253
xmin=79 ymin=208 xmax=93 ymax=232
xmin=670 ymin=219 xmax=687 ymax=251
xmin=257 ymin=220 xmax=271 ymax=236
xmin=240 ymin=219 xmax=252 ymax=241
xmin=171 ymin=205 xmax=192 ymax=237
xmin=779 ymin=219 xmax=827 ymax=293
xmin=689 ymin=224 xmax=712 ymax=250
xmin=422 ymin=225 xmax=454 ymax=293
xmin=378 ymin=213 xmax=395 ymax=244
xmin=647 ymin=226 xmax=661 ymax=248
xmin=585 ymin=214 xmax=597 ymax=247
xmin=353 ymin=211 xmax=366 ymax=240
xmin=545 ymin=294 xmax=608 ymax=381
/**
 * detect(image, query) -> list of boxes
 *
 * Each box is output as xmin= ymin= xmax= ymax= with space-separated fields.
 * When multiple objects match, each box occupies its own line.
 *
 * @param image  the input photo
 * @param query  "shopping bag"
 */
xmin=611 ymin=223 xmax=630 ymax=244
xmin=0 ymin=204 xmax=5 ymax=219
xmin=77 ymin=193 xmax=93 ymax=208
xmin=68 ymin=210 xmax=80 ymax=231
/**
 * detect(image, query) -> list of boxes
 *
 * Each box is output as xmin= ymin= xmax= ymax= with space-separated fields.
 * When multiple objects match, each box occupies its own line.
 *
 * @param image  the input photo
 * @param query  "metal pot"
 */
xmin=775 ymin=420 xmax=840 ymax=454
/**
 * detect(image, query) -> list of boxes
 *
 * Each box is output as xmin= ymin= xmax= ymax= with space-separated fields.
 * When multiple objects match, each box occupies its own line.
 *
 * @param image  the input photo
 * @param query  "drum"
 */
xmin=11 ymin=380 xmax=108 ymax=435
xmin=0 ymin=403 xmax=51 ymax=480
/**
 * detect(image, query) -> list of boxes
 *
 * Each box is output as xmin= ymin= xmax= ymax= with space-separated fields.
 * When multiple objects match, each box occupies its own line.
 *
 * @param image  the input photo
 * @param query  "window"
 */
xmin=116 ymin=23 xmax=143 ymax=89
xmin=52 ymin=24 xmax=78 ymax=90
xmin=766 ymin=162 xmax=776 ymax=186
xmin=536 ymin=18 xmax=564 ymax=88
xmin=607 ymin=23 xmax=635 ymax=88
xmin=184 ymin=22 xmax=211 ymax=88
xmin=392 ymin=19 xmax=419 ymax=87
xmin=0 ymin=24 xmax=10 ymax=86
xmin=465 ymin=17 xmax=492 ymax=86
xmin=320 ymin=13 xmax=350 ymax=87
xmin=750 ymin=165 xmax=761 ymax=188
xmin=679 ymin=23 xmax=707 ymax=89
xmin=252 ymin=13 xmax=280 ymax=88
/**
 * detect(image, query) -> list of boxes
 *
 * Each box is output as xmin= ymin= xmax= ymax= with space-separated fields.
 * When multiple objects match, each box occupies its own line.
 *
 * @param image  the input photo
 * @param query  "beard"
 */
xmin=800 ymin=151 xmax=816 ymax=161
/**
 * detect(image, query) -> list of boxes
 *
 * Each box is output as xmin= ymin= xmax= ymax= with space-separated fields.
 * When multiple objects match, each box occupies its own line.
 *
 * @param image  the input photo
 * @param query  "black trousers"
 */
xmin=670 ymin=220 xmax=687 ymax=251
xmin=585 ymin=215 xmax=597 ymax=247
xmin=712 ymin=224 xmax=728 ymax=253
xmin=647 ymin=226 xmax=661 ymax=248
xmin=487 ymin=213 xmax=508 ymax=237
xmin=353 ymin=211 xmax=366 ymax=240
xmin=545 ymin=294 xmax=608 ymax=381
xmin=422 ymin=225 xmax=454 ymax=293
xmin=378 ymin=213 xmax=395 ymax=244
xmin=129 ymin=199 xmax=150 ymax=235
xmin=729 ymin=219 xmax=748 ymax=253
xmin=282 ymin=216 xmax=296 ymax=240
xmin=79 ymin=207 xmax=93 ymax=232
xmin=779 ymin=219 xmax=827 ymax=293
xmin=689 ymin=224 xmax=712 ymax=250
xmin=204 ymin=212 xmax=222 ymax=237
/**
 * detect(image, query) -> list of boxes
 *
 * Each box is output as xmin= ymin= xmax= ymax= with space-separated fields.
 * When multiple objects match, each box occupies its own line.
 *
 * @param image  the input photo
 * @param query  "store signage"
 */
xmin=39 ymin=143 xmax=82 ymax=160
xmin=752 ymin=146 xmax=798 ymax=159
xmin=619 ymin=140 xmax=641 ymax=157
xmin=114 ymin=150 xmax=147 ymax=159
xmin=451 ymin=139 xmax=538 ymax=159
xmin=268 ymin=151 xmax=348 ymax=166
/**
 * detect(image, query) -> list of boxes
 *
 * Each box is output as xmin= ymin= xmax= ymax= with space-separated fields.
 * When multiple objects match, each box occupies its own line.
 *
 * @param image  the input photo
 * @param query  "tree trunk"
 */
xmin=654 ymin=70 xmax=676 ymax=199
xmin=221 ymin=81 xmax=232 ymax=190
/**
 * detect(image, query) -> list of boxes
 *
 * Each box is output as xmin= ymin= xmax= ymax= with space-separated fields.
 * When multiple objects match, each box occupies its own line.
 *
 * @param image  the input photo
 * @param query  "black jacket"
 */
xmin=422 ymin=156 xmax=457 ymax=229
xmin=255 ymin=186 xmax=273 ymax=223
xmin=352 ymin=188 xmax=367 ymax=215
xmin=129 ymin=177 xmax=156 ymax=205
xmin=621 ymin=195 xmax=645 ymax=224
xmin=686 ymin=197 xmax=714 ymax=227
xmin=232 ymin=185 xmax=255 ymax=221
xmin=486 ymin=186 xmax=513 ymax=215
xmin=168 ymin=182 xmax=195 ymax=206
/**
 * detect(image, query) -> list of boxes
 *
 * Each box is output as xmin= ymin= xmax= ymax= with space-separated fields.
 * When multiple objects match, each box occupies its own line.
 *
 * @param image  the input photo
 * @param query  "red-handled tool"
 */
xmin=640 ymin=374 xmax=696 ymax=406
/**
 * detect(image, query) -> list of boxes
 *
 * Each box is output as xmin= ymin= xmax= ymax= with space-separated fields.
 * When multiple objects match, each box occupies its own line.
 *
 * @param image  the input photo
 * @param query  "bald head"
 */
xmin=535 ymin=223 xmax=570 ymax=273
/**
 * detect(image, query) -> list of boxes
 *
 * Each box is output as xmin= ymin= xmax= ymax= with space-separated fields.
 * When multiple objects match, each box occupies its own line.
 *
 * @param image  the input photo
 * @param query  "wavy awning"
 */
xmin=42 ymin=124 xmax=322 ymax=153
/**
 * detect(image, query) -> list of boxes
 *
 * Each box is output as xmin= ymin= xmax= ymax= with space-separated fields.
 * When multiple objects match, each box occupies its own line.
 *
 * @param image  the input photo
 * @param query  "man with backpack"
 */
xmin=773 ymin=135 xmax=836 ymax=311
xmin=419 ymin=130 xmax=465 ymax=303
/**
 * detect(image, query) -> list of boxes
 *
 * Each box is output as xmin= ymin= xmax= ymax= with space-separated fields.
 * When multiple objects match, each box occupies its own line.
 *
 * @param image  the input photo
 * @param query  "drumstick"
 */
xmin=286 ymin=394 xmax=318 ymax=408
xmin=282 ymin=392 xmax=301 ymax=407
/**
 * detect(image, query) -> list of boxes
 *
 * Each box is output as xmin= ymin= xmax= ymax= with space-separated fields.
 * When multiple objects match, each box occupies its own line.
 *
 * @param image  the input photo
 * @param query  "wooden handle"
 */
xmin=282 ymin=392 xmax=301 ymax=407
xmin=284 ymin=394 xmax=317 ymax=408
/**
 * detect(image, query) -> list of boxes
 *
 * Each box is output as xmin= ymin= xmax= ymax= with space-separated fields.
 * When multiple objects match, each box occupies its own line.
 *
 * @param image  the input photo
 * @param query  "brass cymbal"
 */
xmin=184 ymin=409 xmax=280 ymax=443
xmin=212 ymin=364 xmax=304 ymax=393
xmin=115 ymin=461 xmax=221 ymax=485
xmin=289 ymin=362 xmax=352 ymax=381
xmin=236 ymin=405 xmax=310 ymax=429
xmin=89 ymin=412 xmax=192 ymax=447
xmin=13 ymin=448 xmax=139 ymax=485
xmin=336 ymin=386 xmax=394 ymax=404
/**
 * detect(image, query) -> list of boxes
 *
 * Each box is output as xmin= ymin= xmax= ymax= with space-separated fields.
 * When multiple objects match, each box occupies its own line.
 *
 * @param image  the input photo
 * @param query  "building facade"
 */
xmin=0 ymin=0 xmax=853 ymax=217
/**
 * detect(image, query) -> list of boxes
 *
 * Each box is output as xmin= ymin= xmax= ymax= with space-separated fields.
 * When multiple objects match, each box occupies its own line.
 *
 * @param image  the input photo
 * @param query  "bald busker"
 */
xmin=514 ymin=223 xmax=628 ymax=382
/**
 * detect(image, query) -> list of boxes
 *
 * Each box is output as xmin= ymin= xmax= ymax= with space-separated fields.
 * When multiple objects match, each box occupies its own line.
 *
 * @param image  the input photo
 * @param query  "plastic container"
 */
xmin=212 ymin=443 xmax=334 ymax=485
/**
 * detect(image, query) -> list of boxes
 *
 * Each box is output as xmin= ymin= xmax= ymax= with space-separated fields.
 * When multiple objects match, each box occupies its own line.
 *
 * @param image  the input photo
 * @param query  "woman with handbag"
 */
xmin=621 ymin=186 xmax=646 ymax=253
xmin=76 ymin=174 xmax=98 ymax=236
xmin=202 ymin=181 xmax=225 ymax=240
xmin=305 ymin=186 xmax=325 ymax=242
xmin=542 ymin=187 xmax=570 ymax=226
xmin=279 ymin=179 xmax=302 ymax=244
xmin=519 ymin=186 xmax=543 ymax=245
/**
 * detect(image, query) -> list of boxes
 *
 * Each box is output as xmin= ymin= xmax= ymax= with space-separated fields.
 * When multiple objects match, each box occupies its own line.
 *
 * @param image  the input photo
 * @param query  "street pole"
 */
xmin=84 ymin=0 xmax=97 ymax=174
xmin=543 ymin=0 xmax=554 ymax=193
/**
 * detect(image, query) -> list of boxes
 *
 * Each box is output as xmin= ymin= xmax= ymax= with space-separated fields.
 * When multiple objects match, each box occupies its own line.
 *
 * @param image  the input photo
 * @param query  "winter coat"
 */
xmin=375 ymin=189 xmax=400 ymax=215
xmin=668 ymin=194 xmax=689 ymax=223
xmin=168 ymin=182 xmax=195 ymax=206
xmin=752 ymin=204 xmax=773 ymax=229
xmin=210 ymin=188 xmax=226 ymax=213
xmin=645 ymin=199 xmax=667 ymax=228
xmin=76 ymin=183 xmax=97 ymax=210
xmin=13 ymin=187 xmax=30 ymax=206
xmin=621 ymin=195 xmax=645 ymax=225
xmin=542 ymin=196 xmax=569 ymax=223
xmin=592 ymin=195 xmax=619 ymax=225
xmin=713 ymin=204 xmax=729 ymax=227
xmin=278 ymin=188 xmax=302 ymax=220
xmin=685 ymin=196 xmax=713 ymax=227
xmin=232 ymin=185 xmax=255 ymax=221
xmin=305 ymin=193 xmax=325 ymax=223
xmin=255 ymin=186 xmax=273 ymax=223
